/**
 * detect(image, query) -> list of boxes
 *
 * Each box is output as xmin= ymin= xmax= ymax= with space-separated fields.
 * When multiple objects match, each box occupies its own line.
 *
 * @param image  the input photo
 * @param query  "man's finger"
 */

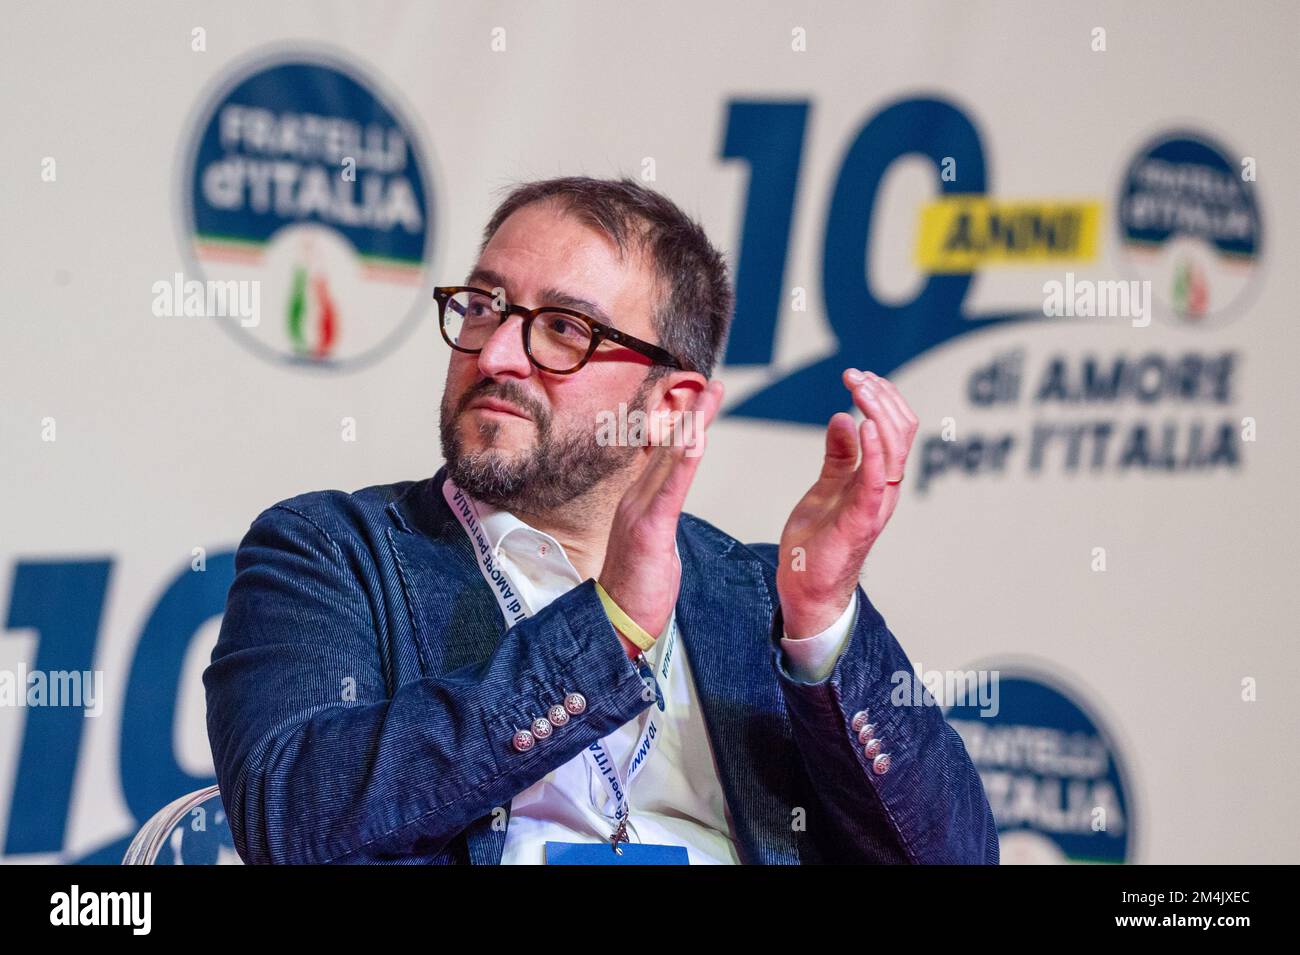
xmin=651 ymin=432 xmax=706 ymax=518
xmin=849 ymin=418 xmax=887 ymax=528
xmin=820 ymin=412 xmax=860 ymax=480
xmin=626 ymin=427 xmax=681 ymax=510
xmin=654 ymin=380 xmax=726 ymax=508
xmin=866 ymin=372 xmax=919 ymax=431
xmin=690 ymin=380 xmax=725 ymax=436
xmin=849 ymin=379 xmax=907 ymax=482
xmin=634 ymin=380 xmax=716 ymax=483
xmin=864 ymin=374 xmax=916 ymax=482
xmin=857 ymin=376 xmax=908 ymax=436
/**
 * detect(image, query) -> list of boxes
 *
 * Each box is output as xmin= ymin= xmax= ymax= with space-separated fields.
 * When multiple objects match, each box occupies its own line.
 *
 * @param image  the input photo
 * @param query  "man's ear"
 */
xmin=640 ymin=371 xmax=709 ymax=451
xmin=652 ymin=371 xmax=709 ymax=416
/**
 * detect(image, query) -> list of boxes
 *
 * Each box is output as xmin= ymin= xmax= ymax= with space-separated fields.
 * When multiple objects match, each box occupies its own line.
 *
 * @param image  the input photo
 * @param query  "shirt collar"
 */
xmin=461 ymin=485 xmax=683 ymax=569
xmin=466 ymin=492 xmax=575 ymax=569
xmin=468 ymin=494 xmax=526 ymax=555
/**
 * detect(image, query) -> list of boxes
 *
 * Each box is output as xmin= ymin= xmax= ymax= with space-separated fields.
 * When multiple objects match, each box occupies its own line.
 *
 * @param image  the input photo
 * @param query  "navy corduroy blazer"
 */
xmin=204 ymin=467 xmax=999 ymax=864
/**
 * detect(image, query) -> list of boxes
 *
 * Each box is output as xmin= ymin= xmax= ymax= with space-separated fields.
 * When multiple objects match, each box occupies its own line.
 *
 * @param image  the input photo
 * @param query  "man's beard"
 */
xmin=439 ymin=375 xmax=654 ymax=514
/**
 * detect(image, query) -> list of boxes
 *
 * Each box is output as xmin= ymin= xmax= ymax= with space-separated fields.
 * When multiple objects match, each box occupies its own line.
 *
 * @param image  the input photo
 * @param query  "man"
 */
xmin=204 ymin=176 xmax=998 ymax=865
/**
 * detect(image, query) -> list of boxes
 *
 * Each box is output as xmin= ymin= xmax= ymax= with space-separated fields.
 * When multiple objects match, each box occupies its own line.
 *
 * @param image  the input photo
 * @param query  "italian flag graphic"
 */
xmin=1172 ymin=260 xmax=1208 ymax=319
xmin=287 ymin=265 xmax=338 ymax=359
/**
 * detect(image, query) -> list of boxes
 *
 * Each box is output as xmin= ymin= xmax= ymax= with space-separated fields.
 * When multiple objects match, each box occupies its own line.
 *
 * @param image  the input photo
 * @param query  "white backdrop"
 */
xmin=1 ymin=0 xmax=1296 ymax=863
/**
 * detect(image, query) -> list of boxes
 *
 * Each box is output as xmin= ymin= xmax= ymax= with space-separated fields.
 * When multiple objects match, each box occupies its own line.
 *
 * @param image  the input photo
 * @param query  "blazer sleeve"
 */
xmin=204 ymin=504 xmax=652 ymax=864
xmin=753 ymin=546 xmax=999 ymax=864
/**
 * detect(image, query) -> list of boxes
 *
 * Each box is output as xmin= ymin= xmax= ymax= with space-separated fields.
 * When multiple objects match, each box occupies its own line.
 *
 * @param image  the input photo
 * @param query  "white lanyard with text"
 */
xmin=442 ymin=478 xmax=677 ymax=845
xmin=582 ymin=614 xmax=676 ymax=841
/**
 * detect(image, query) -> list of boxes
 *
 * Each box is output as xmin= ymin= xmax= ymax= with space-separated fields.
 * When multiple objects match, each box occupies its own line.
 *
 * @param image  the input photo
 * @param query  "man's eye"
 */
xmin=544 ymin=315 xmax=585 ymax=338
xmin=460 ymin=301 xmax=499 ymax=326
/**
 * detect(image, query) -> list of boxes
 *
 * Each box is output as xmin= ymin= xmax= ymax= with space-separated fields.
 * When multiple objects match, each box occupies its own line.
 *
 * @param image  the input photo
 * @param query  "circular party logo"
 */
xmin=180 ymin=49 xmax=436 ymax=369
xmin=946 ymin=666 xmax=1134 ymax=864
xmin=1117 ymin=131 xmax=1262 ymax=326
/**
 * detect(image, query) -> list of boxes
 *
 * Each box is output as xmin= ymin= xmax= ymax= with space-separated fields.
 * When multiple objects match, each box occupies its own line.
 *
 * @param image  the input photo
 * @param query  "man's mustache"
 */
xmin=455 ymin=380 xmax=549 ymax=428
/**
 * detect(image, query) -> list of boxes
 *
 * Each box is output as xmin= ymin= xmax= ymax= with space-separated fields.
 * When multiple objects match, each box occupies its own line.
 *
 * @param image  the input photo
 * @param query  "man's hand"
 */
xmin=777 ymin=369 xmax=918 ymax=638
xmin=599 ymin=381 xmax=725 ymax=656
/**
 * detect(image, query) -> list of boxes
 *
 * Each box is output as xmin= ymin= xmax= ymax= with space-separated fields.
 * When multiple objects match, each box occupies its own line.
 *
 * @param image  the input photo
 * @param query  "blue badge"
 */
xmin=545 ymin=841 xmax=689 ymax=865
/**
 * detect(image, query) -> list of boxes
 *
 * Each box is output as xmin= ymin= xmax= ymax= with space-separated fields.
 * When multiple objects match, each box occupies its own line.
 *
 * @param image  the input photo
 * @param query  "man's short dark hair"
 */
xmin=479 ymin=176 xmax=733 ymax=377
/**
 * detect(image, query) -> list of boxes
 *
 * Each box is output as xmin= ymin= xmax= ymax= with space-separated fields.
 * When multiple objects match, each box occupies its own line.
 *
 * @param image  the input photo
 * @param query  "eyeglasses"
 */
xmin=433 ymin=286 xmax=683 ymax=375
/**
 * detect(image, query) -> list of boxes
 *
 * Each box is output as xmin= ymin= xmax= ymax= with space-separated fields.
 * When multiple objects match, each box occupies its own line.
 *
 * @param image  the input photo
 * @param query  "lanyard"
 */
xmin=442 ymin=478 xmax=677 ymax=842
xmin=582 ymin=617 xmax=676 ymax=830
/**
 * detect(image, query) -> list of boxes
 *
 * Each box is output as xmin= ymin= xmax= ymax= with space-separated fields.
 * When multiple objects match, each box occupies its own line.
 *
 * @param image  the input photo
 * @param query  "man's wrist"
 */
xmin=780 ymin=592 xmax=858 ymax=683
xmin=781 ymin=591 xmax=856 ymax=639
xmin=594 ymin=579 xmax=655 ymax=660
xmin=595 ymin=579 xmax=658 ymax=655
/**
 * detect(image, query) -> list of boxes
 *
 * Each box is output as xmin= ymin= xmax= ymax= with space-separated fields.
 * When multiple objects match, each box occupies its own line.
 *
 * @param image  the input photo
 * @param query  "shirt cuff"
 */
xmin=779 ymin=592 xmax=858 ymax=683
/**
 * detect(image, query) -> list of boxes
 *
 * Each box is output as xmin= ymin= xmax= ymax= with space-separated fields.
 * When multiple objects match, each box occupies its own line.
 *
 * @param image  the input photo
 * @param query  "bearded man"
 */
xmin=204 ymin=176 xmax=998 ymax=865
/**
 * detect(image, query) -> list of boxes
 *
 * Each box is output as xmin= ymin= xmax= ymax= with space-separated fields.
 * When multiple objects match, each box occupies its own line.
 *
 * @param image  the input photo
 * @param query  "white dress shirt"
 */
xmin=460 ymin=495 xmax=858 ymax=865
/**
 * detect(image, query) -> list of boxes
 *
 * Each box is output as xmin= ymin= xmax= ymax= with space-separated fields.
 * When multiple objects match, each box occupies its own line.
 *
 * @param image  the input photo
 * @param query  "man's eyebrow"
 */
xmin=466 ymin=266 xmax=508 ymax=291
xmin=537 ymin=287 xmax=613 ymax=327
xmin=465 ymin=266 xmax=614 ymax=327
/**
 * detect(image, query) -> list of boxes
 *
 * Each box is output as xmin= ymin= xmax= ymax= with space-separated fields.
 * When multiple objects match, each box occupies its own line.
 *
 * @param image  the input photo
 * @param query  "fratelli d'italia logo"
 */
xmin=946 ymin=665 xmax=1135 ymax=864
xmin=1118 ymin=130 xmax=1261 ymax=327
xmin=180 ymin=49 xmax=436 ymax=369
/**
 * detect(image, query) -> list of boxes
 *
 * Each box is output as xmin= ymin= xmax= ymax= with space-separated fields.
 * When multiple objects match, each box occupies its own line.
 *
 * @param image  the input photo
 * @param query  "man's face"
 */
xmin=439 ymin=200 xmax=664 ymax=514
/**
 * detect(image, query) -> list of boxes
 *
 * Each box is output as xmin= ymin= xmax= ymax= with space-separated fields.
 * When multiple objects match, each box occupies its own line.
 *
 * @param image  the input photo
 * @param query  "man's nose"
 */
xmin=475 ymin=314 xmax=533 ymax=379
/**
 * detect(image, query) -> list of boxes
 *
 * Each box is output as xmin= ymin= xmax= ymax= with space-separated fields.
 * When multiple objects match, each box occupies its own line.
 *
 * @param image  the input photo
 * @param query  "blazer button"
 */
xmin=564 ymin=692 xmax=587 ymax=716
xmin=863 ymin=737 xmax=883 ymax=759
xmin=547 ymin=704 xmax=570 ymax=727
xmin=856 ymin=724 xmax=877 ymax=744
xmin=511 ymin=729 xmax=535 ymax=752
xmin=530 ymin=717 xmax=554 ymax=740
xmin=850 ymin=710 xmax=870 ymax=733
xmin=872 ymin=753 xmax=892 ymax=775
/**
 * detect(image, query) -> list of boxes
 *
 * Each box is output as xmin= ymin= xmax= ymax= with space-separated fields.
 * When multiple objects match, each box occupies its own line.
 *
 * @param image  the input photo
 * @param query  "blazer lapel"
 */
xmin=385 ymin=469 xmax=510 ymax=864
xmin=674 ymin=519 xmax=803 ymax=864
xmin=385 ymin=470 xmax=506 ymax=675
